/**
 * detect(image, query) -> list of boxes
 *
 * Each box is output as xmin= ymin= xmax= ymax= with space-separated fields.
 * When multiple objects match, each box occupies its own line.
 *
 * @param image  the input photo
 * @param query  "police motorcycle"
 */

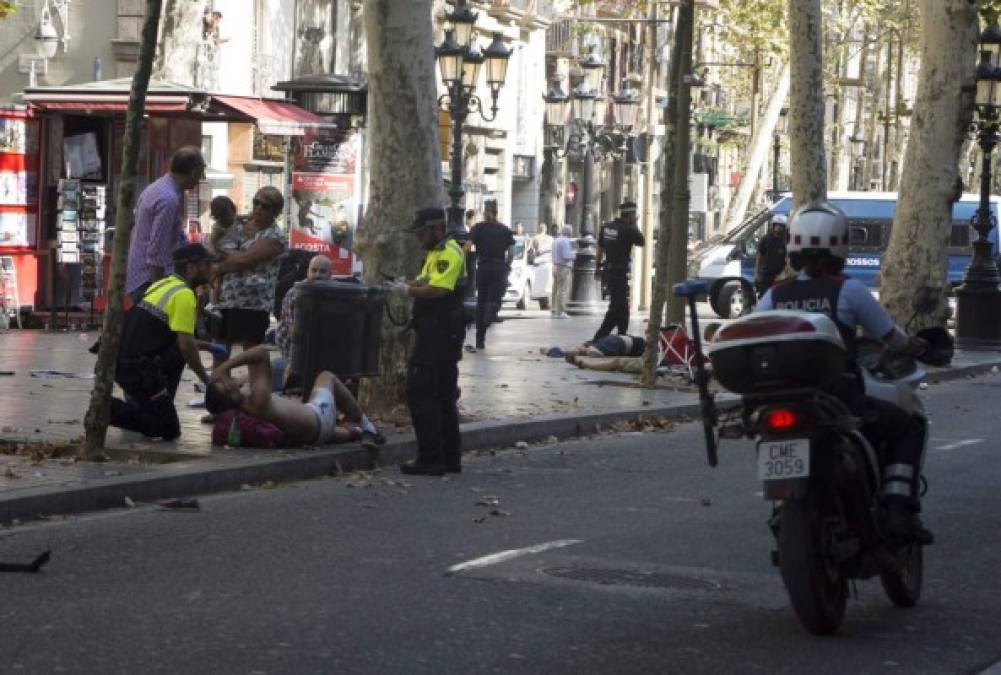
xmin=673 ymin=280 xmax=953 ymax=635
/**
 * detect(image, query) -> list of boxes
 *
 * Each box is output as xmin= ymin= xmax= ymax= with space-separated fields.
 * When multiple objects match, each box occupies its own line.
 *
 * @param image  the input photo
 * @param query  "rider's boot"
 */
xmin=883 ymin=495 xmax=934 ymax=546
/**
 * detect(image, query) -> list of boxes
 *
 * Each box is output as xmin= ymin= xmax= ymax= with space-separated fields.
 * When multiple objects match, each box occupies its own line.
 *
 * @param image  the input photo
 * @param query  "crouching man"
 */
xmin=110 ymin=243 xmax=215 ymax=440
xmin=205 ymin=345 xmax=384 ymax=447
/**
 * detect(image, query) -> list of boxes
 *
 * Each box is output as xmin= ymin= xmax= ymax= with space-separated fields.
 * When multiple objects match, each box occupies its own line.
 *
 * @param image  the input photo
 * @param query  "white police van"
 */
xmin=689 ymin=191 xmax=999 ymax=319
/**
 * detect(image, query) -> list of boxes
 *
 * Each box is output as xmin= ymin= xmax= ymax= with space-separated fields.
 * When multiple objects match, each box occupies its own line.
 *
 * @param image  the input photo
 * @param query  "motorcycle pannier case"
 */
xmin=707 ymin=311 xmax=847 ymax=394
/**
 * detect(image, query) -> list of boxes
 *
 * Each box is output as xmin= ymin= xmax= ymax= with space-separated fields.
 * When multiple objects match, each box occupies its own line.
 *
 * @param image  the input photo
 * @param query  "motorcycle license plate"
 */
xmin=757 ymin=439 xmax=810 ymax=480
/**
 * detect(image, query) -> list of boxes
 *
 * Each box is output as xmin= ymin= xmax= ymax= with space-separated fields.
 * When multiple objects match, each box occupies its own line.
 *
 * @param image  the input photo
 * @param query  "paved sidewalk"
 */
xmin=2 ymin=308 xmax=1000 ymax=523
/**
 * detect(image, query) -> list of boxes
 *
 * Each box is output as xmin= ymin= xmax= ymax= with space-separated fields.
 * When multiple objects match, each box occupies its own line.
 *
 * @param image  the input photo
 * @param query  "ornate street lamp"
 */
xmin=444 ymin=0 xmax=477 ymax=49
xmin=770 ymin=107 xmax=788 ymax=200
xmin=613 ymin=86 xmax=641 ymax=130
xmin=545 ymin=44 xmax=641 ymax=315
xmin=436 ymin=22 xmax=512 ymax=232
xmin=955 ymin=16 xmax=1001 ymax=347
xmin=849 ymin=135 xmax=866 ymax=190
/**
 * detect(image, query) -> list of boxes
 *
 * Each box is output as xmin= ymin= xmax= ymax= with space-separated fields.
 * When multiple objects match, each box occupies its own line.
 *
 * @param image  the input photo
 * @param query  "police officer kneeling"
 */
xmin=389 ymin=207 xmax=467 ymax=476
xmin=110 ymin=243 xmax=214 ymax=440
xmin=755 ymin=202 xmax=933 ymax=545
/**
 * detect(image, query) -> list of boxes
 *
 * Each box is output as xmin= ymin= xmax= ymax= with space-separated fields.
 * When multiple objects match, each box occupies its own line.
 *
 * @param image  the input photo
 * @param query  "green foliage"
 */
xmin=0 ymin=1 xmax=17 ymax=19
xmin=718 ymin=0 xmax=788 ymax=56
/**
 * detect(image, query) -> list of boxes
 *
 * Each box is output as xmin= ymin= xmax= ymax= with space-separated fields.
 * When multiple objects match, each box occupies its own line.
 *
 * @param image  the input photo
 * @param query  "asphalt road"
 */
xmin=1 ymin=374 xmax=1000 ymax=674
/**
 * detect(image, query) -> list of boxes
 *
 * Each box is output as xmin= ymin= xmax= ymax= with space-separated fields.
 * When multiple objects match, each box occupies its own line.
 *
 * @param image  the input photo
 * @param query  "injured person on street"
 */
xmin=563 ymin=334 xmax=649 ymax=373
xmin=205 ymin=346 xmax=385 ymax=447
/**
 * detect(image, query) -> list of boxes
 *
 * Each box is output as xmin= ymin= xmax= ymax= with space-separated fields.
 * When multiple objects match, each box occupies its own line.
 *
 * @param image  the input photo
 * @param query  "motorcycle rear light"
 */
xmin=763 ymin=408 xmax=799 ymax=431
xmin=714 ymin=316 xmax=817 ymax=342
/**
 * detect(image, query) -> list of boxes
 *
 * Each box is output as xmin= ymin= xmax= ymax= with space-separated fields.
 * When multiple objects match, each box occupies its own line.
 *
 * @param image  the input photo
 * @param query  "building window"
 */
xmin=201 ymin=135 xmax=213 ymax=165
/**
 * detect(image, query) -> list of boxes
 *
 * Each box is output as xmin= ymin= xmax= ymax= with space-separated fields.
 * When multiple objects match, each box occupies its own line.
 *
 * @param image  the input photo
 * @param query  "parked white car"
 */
xmin=504 ymin=236 xmax=552 ymax=310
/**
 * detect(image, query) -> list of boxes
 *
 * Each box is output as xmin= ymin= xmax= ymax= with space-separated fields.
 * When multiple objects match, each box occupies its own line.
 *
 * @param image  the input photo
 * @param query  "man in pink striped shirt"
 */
xmin=125 ymin=147 xmax=206 ymax=301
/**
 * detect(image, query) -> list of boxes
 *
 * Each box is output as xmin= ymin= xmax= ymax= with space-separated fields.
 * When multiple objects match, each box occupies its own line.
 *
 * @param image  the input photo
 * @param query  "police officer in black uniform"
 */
xmin=389 ymin=207 xmax=468 ymax=476
xmin=754 ymin=214 xmax=788 ymax=295
xmin=593 ymin=200 xmax=645 ymax=343
xmin=466 ymin=199 xmax=514 ymax=351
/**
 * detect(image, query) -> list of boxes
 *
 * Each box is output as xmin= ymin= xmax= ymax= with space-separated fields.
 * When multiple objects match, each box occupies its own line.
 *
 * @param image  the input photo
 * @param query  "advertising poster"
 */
xmin=289 ymin=128 xmax=360 ymax=275
xmin=0 ymin=115 xmax=39 ymax=250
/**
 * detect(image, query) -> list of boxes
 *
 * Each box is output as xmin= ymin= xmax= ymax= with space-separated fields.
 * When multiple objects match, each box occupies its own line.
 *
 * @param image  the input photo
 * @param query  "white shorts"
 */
xmin=306 ymin=387 xmax=338 ymax=444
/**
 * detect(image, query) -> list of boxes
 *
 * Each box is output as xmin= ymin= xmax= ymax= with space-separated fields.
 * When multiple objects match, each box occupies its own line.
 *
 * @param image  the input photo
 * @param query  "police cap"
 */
xmin=619 ymin=200 xmax=638 ymax=213
xmin=173 ymin=243 xmax=216 ymax=266
xmin=408 ymin=207 xmax=447 ymax=232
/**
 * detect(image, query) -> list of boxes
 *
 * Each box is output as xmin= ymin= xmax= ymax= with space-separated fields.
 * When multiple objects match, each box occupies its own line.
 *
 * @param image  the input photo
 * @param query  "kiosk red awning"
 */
xmin=28 ymin=100 xmax=190 ymax=114
xmin=210 ymin=95 xmax=332 ymax=135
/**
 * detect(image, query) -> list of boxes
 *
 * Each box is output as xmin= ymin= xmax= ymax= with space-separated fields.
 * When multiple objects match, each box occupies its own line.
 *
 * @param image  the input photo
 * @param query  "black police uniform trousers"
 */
xmin=407 ymin=310 xmax=464 ymax=467
xmin=851 ymin=391 xmax=926 ymax=504
xmin=593 ymin=268 xmax=630 ymax=342
xmin=109 ymin=348 xmax=185 ymax=440
xmin=475 ymin=258 xmax=508 ymax=345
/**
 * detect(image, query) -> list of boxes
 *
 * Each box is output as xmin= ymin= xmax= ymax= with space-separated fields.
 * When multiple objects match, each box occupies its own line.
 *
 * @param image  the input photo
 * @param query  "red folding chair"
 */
xmin=658 ymin=323 xmax=696 ymax=381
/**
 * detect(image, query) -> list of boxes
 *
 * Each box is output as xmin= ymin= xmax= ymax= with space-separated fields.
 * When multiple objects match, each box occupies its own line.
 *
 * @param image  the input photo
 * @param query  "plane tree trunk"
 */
xmin=880 ymin=0 xmax=978 ymax=329
xmin=82 ymin=0 xmax=164 ymax=458
xmin=355 ymin=0 xmax=444 ymax=418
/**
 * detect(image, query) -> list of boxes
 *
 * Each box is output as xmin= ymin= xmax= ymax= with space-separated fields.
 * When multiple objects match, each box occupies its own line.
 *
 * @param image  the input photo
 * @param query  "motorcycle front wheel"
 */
xmin=880 ymin=543 xmax=923 ymax=608
xmin=778 ymin=499 xmax=848 ymax=635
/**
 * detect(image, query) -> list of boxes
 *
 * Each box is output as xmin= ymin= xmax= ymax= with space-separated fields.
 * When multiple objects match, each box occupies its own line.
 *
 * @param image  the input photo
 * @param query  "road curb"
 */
xmin=925 ymin=360 xmax=1001 ymax=384
xmin=2 ymin=358 xmax=995 ymax=525
xmin=0 ymin=398 xmax=718 ymax=525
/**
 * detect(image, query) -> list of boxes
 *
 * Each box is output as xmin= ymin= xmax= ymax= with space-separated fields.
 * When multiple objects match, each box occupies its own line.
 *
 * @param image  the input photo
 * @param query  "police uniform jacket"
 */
xmin=598 ymin=218 xmax=645 ymax=272
xmin=412 ymin=235 xmax=468 ymax=363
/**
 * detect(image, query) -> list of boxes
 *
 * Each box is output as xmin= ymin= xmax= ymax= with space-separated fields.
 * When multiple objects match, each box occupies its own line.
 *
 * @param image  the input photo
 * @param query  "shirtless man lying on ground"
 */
xmin=206 ymin=345 xmax=385 ymax=447
xmin=562 ymin=334 xmax=648 ymax=372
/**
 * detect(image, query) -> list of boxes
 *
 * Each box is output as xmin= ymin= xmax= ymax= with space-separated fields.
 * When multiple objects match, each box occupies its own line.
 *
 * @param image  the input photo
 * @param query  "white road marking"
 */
xmin=934 ymin=438 xmax=985 ymax=452
xmin=446 ymin=539 xmax=583 ymax=575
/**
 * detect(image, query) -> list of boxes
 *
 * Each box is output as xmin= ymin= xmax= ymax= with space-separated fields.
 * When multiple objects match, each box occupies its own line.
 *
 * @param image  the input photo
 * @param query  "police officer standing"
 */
xmin=110 ymin=243 xmax=215 ymax=440
xmin=466 ymin=199 xmax=514 ymax=351
xmin=389 ymin=207 xmax=467 ymax=476
xmin=593 ymin=200 xmax=645 ymax=343
xmin=754 ymin=214 xmax=788 ymax=295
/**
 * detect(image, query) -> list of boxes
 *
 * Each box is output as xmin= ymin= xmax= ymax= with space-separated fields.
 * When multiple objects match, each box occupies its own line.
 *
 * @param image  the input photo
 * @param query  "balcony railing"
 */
xmin=487 ymin=0 xmax=558 ymax=23
xmin=545 ymin=18 xmax=576 ymax=56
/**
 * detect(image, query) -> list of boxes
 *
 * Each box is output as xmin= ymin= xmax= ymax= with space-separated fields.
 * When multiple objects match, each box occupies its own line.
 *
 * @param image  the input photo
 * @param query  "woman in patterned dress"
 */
xmin=212 ymin=186 xmax=287 ymax=348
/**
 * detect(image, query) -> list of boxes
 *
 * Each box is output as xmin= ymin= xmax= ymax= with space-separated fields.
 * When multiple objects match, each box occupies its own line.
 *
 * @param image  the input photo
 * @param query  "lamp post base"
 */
xmin=566 ymin=234 xmax=604 ymax=316
xmin=955 ymin=237 xmax=1001 ymax=349
xmin=955 ymin=281 xmax=1001 ymax=349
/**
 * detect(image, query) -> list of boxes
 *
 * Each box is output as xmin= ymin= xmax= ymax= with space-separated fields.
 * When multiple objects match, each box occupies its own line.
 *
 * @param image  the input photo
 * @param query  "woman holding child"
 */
xmin=210 ymin=187 xmax=287 ymax=348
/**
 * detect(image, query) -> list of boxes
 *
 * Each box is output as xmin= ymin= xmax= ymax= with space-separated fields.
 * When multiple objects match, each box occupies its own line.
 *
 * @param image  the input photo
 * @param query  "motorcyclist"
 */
xmin=755 ymin=201 xmax=933 ymax=545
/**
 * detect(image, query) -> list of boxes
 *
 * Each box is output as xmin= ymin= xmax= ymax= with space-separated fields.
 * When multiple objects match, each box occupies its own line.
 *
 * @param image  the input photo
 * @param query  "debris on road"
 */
xmin=124 ymin=497 xmax=136 ymax=508
xmin=155 ymin=498 xmax=201 ymax=512
xmin=0 ymin=550 xmax=50 ymax=574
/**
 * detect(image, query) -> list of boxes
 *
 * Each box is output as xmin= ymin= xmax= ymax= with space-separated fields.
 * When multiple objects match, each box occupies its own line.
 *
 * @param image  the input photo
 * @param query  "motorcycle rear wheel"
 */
xmin=880 ymin=543 xmax=923 ymax=608
xmin=778 ymin=500 xmax=847 ymax=635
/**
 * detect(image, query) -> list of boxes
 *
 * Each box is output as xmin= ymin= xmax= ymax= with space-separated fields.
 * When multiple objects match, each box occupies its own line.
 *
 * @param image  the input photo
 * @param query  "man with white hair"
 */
xmin=551 ymin=224 xmax=575 ymax=318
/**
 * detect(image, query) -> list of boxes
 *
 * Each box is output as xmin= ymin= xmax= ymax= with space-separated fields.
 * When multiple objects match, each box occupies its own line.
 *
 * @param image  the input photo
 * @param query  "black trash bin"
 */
xmin=289 ymin=278 xmax=386 ymax=397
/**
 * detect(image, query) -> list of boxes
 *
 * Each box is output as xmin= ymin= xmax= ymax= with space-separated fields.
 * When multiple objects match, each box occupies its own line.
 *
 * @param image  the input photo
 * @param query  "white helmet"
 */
xmin=787 ymin=201 xmax=849 ymax=259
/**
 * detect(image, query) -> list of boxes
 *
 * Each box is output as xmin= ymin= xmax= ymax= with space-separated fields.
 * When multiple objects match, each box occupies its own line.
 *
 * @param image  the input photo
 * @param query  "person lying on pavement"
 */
xmin=205 ymin=345 xmax=385 ymax=447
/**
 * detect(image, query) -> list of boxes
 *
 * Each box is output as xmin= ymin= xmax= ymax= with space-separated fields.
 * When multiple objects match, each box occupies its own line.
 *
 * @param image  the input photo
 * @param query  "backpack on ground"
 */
xmin=211 ymin=409 xmax=286 ymax=448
